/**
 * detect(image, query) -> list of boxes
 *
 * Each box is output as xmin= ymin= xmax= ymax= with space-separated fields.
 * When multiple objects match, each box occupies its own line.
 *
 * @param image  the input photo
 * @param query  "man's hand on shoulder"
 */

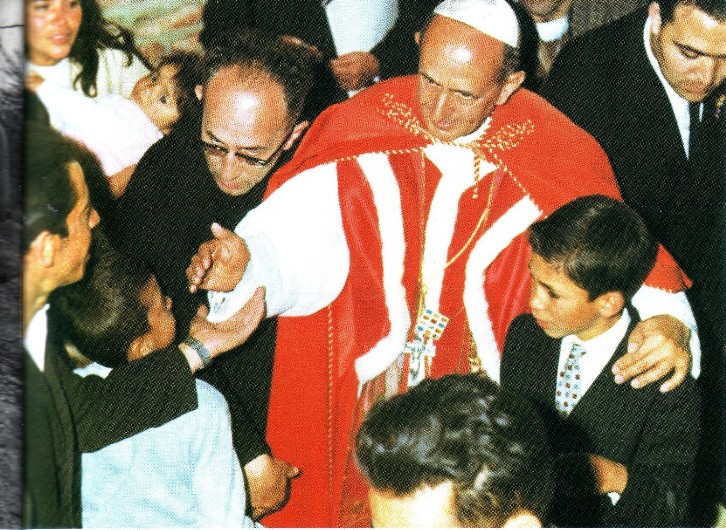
xmin=244 ymin=453 xmax=301 ymax=520
xmin=187 ymin=222 xmax=249 ymax=293
xmin=613 ymin=315 xmax=691 ymax=392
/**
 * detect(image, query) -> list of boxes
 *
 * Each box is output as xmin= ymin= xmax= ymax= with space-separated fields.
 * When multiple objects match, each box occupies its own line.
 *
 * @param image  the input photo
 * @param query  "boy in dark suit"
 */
xmin=501 ymin=194 xmax=700 ymax=527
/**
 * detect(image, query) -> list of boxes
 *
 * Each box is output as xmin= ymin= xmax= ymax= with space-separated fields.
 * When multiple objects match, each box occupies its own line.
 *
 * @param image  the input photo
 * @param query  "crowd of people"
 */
xmin=21 ymin=0 xmax=725 ymax=527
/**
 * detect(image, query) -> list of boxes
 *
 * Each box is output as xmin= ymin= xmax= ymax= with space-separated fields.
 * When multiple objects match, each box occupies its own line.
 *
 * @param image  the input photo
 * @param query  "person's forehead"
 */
xmin=665 ymin=4 xmax=726 ymax=55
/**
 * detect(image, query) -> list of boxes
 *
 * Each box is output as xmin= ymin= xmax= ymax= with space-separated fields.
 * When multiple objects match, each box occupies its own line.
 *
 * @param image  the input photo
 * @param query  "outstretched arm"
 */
xmin=187 ymin=222 xmax=250 ymax=294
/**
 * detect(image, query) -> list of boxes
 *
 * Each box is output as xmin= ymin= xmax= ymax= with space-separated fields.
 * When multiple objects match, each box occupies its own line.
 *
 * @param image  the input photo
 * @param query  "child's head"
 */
xmin=130 ymin=51 xmax=203 ymax=134
xmin=527 ymin=195 xmax=658 ymax=340
xmin=49 ymin=233 xmax=176 ymax=367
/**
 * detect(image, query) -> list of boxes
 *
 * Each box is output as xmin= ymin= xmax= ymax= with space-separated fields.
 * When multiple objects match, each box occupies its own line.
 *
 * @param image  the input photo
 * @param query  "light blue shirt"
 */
xmin=76 ymin=363 xmax=256 ymax=527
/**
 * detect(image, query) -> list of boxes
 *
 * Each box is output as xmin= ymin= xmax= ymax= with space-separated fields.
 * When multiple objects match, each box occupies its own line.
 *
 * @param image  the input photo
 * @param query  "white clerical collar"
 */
xmin=453 ymin=115 xmax=492 ymax=144
xmin=24 ymin=304 xmax=49 ymax=371
xmin=74 ymin=361 xmax=112 ymax=379
xmin=536 ymin=15 xmax=569 ymax=42
xmin=643 ymin=16 xmax=692 ymax=155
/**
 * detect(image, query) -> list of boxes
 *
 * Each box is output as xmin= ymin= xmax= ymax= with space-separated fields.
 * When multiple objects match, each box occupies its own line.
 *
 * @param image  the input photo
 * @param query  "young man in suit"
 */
xmin=356 ymin=373 xmax=554 ymax=527
xmin=22 ymin=123 xmax=264 ymax=528
xmin=501 ymin=195 xmax=700 ymax=527
xmin=543 ymin=2 xmax=726 ymax=521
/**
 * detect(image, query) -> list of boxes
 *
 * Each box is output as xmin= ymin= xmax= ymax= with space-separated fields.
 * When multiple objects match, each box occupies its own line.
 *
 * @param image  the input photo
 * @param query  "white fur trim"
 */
xmin=421 ymin=143 xmax=495 ymax=310
xmin=464 ymin=196 xmax=541 ymax=383
xmin=353 ymin=154 xmax=412 ymax=386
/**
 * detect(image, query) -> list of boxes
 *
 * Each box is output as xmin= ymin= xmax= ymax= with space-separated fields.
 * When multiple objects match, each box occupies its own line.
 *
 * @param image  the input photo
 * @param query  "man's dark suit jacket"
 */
xmin=200 ymin=0 xmax=429 ymax=117
xmin=109 ymin=117 xmax=277 ymax=469
xmin=23 ymin=327 xmax=197 ymax=528
xmin=501 ymin=313 xmax=699 ymax=527
xmin=542 ymin=8 xmax=725 ymax=340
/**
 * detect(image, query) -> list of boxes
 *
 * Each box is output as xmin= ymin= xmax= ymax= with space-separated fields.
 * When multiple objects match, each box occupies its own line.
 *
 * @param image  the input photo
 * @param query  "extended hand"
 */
xmin=612 ymin=315 xmax=691 ymax=392
xmin=187 ymin=222 xmax=249 ymax=293
xmin=588 ymin=454 xmax=628 ymax=495
xmin=187 ymin=287 xmax=265 ymax=361
xmin=245 ymin=454 xmax=301 ymax=520
xmin=330 ymin=51 xmax=380 ymax=91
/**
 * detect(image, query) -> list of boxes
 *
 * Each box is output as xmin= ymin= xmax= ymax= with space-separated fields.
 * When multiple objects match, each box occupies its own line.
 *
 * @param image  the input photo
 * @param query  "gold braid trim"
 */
xmin=377 ymin=91 xmax=535 ymax=179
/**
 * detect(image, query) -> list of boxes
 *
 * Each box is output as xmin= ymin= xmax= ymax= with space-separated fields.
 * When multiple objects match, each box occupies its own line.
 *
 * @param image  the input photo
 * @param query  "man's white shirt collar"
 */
xmin=536 ymin=15 xmax=569 ymax=42
xmin=24 ymin=304 xmax=49 ymax=371
xmin=454 ymin=116 xmax=492 ymax=144
xmin=643 ymin=16 xmax=693 ymax=155
xmin=559 ymin=308 xmax=632 ymax=399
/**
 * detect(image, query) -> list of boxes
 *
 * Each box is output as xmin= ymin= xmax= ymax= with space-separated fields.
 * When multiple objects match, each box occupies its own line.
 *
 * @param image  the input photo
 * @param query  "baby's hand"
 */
xmin=26 ymin=71 xmax=45 ymax=92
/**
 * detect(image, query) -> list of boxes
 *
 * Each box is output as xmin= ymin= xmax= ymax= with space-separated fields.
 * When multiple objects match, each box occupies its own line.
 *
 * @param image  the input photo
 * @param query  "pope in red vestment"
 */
xmin=192 ymin=3 xmax=696 ymax=526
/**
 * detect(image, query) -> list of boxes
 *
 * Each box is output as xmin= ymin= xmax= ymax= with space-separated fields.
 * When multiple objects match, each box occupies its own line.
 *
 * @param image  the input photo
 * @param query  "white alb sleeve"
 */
xmin=631 ymin=285 xmax=701 ymax=378
xmin=208 ymin=162 xmax=350 ymax=322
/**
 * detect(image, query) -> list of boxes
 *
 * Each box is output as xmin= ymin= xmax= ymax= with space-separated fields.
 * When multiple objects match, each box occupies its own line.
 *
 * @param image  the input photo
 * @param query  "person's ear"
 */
xmin=495 ymin=70 xmax=526 ymax=106
xmin=194 ymin=84 xmax=204 ymax=101
xmin=127 ymin=334 xmax=153 ymax=362
xmin=502 ymin=510 xmax=542 ymax=528
xmin=596 ymin=291 xmax=625 ymax=319
xmin=283 ymin=120 xmax=310 ymax=151
xmin=414 ymin=31 xmax=421 ymax=46
xmin=648 ymin=2 xmax=662 ymax=35
xmin=32 ymin=231 xmax=59 ymax=268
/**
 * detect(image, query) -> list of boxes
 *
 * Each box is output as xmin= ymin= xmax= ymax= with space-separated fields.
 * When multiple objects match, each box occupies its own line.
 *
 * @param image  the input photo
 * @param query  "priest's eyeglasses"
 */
xmin=200 ymin=129 xmax=292 ymax=168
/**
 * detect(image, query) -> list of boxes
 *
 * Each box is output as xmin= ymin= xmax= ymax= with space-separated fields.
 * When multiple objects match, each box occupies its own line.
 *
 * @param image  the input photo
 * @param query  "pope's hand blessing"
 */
xmin=187 ymin=222 xmax=249 ymax=293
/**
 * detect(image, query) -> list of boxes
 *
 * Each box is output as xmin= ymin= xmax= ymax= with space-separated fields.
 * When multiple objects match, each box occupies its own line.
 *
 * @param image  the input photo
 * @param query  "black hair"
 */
xmin=24 ymin=123 xmax=86 ymax=252
xmin=48 ymin=231 xmax=152 ymax=368
xmin=506 ymin=0 xmax=541 ymax=90
xmin=657 ymin=0 xmax=726 ymax=23
xmin=202 ymin=28 xmax=315 ymax=119
xmin=528 ymin=195 xmax=658 ymax=301
xmin=356 ymin=374 xmax=553 ymax=527
xmin=69 ymin=0 xmax=149 ymax=97
xmin=157 ymin=51 xmax=204 ymax=128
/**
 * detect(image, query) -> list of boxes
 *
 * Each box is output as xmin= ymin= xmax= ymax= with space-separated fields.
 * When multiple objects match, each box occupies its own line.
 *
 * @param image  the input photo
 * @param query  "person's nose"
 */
xmin=530 ymin=284 xmax=545 ymax=312
xmin=89 ymin=208 xmax=100 ymax=228
xmin=432 ymin=89 xmax=453 ymax=122
xmin=695 ymin=57 xmax=726 ymax=91
xmin=218 ymin=152 xmax=240 ymax=182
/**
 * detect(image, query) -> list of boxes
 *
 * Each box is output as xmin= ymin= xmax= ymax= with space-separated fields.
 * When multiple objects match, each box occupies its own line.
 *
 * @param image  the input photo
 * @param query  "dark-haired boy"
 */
xmin=356 ymin=373 xmax=554 ymax=528
xmin=501 ymin=195 xmax=699 ymax=527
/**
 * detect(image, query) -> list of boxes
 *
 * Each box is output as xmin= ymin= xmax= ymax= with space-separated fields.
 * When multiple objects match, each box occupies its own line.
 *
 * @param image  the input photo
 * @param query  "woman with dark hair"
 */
xmin=26 ymin=0 xmax=149 ymax=104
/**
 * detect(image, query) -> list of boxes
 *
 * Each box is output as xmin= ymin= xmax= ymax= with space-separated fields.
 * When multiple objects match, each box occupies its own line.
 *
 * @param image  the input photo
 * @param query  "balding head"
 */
xmin=416 ymin=14 xmax=525 ymax=141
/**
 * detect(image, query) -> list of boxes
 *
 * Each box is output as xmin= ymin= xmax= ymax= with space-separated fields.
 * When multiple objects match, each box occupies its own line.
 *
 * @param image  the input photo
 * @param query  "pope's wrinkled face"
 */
xmin=417 ymin=16 xmax=523 ymax=142
xmin=26 ymin=0 xmax=82 ymax=66
xmin=650 ymin=2 xmax=726 ymax=102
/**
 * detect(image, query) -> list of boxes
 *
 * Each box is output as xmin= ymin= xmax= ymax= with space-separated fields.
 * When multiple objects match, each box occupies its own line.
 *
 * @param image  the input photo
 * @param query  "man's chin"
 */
xmin=214 ymin=178 xmax=252 ymax=197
